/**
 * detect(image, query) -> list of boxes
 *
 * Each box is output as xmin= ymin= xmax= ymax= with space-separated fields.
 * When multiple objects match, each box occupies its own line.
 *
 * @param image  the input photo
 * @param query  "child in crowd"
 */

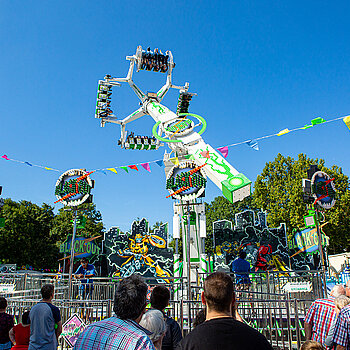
xmin=9 ymin=311 xmax=30 ymax=350
xmin=300 ymin=340 xmax=325 ymax=349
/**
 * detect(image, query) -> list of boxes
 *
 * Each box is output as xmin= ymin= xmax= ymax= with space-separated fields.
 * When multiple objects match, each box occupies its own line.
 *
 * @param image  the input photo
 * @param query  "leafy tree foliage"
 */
xmin=0 ymin=200 xmax=104 ymax=270
xmin=253 ymin=153 xmax=350 ymax=253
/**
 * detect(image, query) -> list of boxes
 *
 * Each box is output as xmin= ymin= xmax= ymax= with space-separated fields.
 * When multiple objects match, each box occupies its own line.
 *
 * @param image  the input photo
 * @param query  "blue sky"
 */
xmin=1 ymin=1 xmax=350 ymax=233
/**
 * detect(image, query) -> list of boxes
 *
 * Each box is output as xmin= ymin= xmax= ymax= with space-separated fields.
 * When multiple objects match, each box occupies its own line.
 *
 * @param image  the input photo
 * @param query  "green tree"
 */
xmin=0 ymin=199 xmax=57 ymax=269
xmin=253 ymin=153 xmax=350 ymax=253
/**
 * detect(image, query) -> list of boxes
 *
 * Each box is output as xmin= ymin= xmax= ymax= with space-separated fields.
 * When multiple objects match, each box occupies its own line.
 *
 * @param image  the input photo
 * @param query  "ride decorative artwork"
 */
xmin=54 ymin=169 xmax=94 ymax=206
xmin=104 ymin=219 xmax=173 ymax=282
xmin=213 ymin=210 xmax=314 ymax=272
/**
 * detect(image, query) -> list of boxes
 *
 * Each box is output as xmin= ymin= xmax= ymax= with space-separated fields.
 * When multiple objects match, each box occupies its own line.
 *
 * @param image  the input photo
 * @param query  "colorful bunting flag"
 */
xmin=343 ymin=115 xmax=350 ymax=131
xmin=217 ymin=146 xmax=228 ymax=158
xmin=170 ymin=157 xmax=180 ymax=166
xmin=96 ymin=170 xmax=107 ymax=175
xmin=128 ymin=165 xmax=138 ymax=171
xmin=246 ymin=140 xmax=259 ymax=151
xmin=156 ymin=160 xmax=164 ymax=167
xmin=277 ymin=128 xmax=290 ymax=136
xmin=120 ymin=166 xmax=129 ymax=173
xmin=44 ymin=167 xmax=53 ymax=170
xmin=301 ymin=124 xmax=313 ymax=129
xmin=107 ymin=168 xmax=118 ymax=174
xmin=311 ymin=117 xmax=326 ymax=126
xmin=141 ymin=163 xmax=151 ymax=172
xmin=1 ymin=155 xmax=9 ymax=160
xmin=24 ymin=162 xmax=32 ymax=166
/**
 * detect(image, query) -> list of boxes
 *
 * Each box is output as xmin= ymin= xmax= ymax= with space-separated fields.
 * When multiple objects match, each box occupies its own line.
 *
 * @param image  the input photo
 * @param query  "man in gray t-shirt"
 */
xmin=29 ymin=284 xmax=62 ymax=350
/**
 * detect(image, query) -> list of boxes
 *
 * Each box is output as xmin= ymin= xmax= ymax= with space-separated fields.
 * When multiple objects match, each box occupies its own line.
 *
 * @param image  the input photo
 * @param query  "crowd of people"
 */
xmin=1 ymin=269 xmax=350 ymax=349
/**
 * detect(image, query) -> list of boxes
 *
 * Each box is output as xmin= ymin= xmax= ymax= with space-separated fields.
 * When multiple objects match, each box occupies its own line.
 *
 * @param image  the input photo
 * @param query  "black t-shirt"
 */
xmin=176 ymin=317 xmax=273 ymax=350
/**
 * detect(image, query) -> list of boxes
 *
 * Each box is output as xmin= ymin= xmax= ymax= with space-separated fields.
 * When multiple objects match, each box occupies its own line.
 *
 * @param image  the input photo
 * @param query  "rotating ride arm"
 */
xmin=94 ymin=46 xmax=251 ymax=203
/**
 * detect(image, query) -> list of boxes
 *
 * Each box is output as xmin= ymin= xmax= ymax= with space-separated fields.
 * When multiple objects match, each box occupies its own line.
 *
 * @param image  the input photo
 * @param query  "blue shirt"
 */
xmin=74 ymin=264 xmax=96 ymax=284
xmin=231 ymin=258 xmax=251 ymax=284
xmin=29 ymin=302 xmax=61 ymax=350
xmin=73 ymin=316 xmax=155 ymax=350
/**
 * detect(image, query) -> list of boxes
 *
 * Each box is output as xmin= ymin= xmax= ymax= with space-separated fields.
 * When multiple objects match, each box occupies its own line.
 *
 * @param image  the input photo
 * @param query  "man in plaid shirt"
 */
xmin=74 ymin=275 xmax=155 ymax=350
xmin=332 ymin=292 xmax=350 ymax=350
xmin=304 ymin=285 xmax=346 ymax=345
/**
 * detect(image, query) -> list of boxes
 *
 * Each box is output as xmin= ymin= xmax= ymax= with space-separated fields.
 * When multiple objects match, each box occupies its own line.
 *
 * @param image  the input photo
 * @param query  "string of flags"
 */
xmin=2 ymin=114 xmax=350 ymax=175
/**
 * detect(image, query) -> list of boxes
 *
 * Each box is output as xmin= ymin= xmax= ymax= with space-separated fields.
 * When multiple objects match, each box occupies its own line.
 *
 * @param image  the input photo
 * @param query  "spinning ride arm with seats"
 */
xmin=94 ymin=46 xmax=252 ymax=204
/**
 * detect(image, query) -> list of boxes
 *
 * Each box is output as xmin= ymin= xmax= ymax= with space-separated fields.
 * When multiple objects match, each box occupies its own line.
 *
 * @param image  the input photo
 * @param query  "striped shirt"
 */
xmin=332 ymin=304 xmax=350 ymax=349
xmin=73 ymin=316 xmax=155 ymax=350
xmin=304 ymin=297 xmax=336 ymax=345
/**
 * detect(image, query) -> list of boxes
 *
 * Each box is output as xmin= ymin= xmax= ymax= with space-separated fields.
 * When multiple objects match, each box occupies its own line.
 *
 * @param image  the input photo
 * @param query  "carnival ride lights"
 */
xmin=94 ymin=45 xmax=252 ymax=204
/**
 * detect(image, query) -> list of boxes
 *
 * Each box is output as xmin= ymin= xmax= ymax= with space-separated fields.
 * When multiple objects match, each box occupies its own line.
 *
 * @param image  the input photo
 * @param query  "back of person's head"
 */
xmin=335 ymin=295 xmax=350 ymax=310
xmin=114 ymin=274 xmax=148 ymax=320
xmin=239 ymin=251 xmax=247 ymax=259
xmin=22 ymin=311 xmax=30 ymax=325
xmin=203 ymin=272 xmax=234 ymax=313
xmin=331 ymin=284 xmax=346 ymax=297
xmin=193 ymin=308 xmax=206 ymax=327
xmin=41 ymin=284 xmax=54 ymax=299
xmin=0 ymin=297 xmax=7 ymax=310
xmin=139 ymin=309 xmax=166 ymax=342
xmin=81 ymin=258 xmax=88 ymax=264
xmin=150 ymin=285 xmax=170 ymax=311
xmin=300 ymin=340 xmax=325 ymax=350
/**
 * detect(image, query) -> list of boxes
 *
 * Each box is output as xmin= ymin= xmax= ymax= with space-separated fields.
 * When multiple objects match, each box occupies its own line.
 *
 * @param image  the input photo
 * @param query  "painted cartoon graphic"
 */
xmin=104 ymin=219 xmax=173 ymax=282
xmin=213 ymin=210 xmax=313 ymax=272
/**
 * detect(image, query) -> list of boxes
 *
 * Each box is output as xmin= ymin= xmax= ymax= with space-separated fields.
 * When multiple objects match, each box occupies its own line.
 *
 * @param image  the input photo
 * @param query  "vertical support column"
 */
xmin=68 ymin=208 xmax=77 ymax=300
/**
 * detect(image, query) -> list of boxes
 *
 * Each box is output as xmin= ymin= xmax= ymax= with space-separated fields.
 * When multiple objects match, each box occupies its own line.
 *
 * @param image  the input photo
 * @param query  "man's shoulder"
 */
xmin=313 ymin=298 xmax=335 ymax=307
xmin=339 ymin=304 xmax=350 ymax=318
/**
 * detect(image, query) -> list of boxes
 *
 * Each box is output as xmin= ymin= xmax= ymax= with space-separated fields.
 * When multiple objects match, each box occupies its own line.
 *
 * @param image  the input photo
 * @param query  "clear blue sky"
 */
xmin=1 ymin=1 xmax=349 ymax=233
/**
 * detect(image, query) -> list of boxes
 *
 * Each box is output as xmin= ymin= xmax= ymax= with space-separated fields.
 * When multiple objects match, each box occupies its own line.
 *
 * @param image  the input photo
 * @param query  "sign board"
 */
xmin=59 ymin=236 xmax=101 ymax=259
xmin=283 ymin=282 xmax=312 ymax=293
xmin=0 ymin=284 xmax=15 ymax=293
xmin=293 ymin=226 xmax=329 ymax=254
xmin=61 ymin=314 xmax=86 ymax=348
xmin=0 ymin=264 xmax=16 ymax=273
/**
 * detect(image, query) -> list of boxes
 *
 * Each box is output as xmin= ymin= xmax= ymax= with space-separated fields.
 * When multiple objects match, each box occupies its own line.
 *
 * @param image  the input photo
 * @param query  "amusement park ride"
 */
xmin=94 ymin=46 xmax=252 ymax=291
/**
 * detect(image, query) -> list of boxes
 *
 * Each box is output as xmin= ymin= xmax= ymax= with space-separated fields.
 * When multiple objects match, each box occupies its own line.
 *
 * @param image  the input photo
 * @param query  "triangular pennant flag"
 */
xmin=217 ymin=146 xmax=228 ymax=158
xmin=128 ymin=165 xmax=138 ymax=171
xmin=155 ymin=160 xmax=164 ymax=167
xmin=200 ymin=151 xmax=210 ymax=159
xmin=96 ymin=170 xmax=107 ymax=175
xmin=343 ymin=115 xmax=350 ymax=131
xmin=44 ymin=167 xmax=53 ymax=170
xmin=24 ymin=161 xmax=32 ymax=166
xmin=311 ymin=117 xmax=326 ymax=126
xmin=301 ymin=124 xmax=313 ymax=130
xmin=107 ymin=168 xmax=118 ymax=174
xmin=277 ymin=128 xmax=290 ymax=136
xmin=120 ymin=166 xmax=129 ymax=173
xmin=2 ymin=155 xmax=10 ymax=160
xmin=170 ymin=157 xmax=179 ymax=166
xmin=141 ymin=163 xmax=151 ymax=172
xmin=246 ymin=140 xmax=259 ymax=151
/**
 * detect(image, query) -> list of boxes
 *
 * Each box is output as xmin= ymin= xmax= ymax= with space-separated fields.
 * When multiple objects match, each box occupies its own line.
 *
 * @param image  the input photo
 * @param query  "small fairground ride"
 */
xmin=94 ymin=46 xmax=252 ymax=305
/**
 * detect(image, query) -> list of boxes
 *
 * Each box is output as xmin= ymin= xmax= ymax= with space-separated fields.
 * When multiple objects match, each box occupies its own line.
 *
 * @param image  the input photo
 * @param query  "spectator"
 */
xmin=150 ymin=286 xmax=182 ymax=349
xmin=9 ymin=311 xmax=30 ymax=350
xmin=74 ymin=258 xmax=96 ymax=300
xmin=140 ymin=310 xmax=166 ymax=350
xmin=0 ymin=297 xmax=14 ymax=350
xmin=345 ymin=280 xmax=350 ymax=298
xmin=176 ymin=272 xmax=273 ymax=350
xmin=325 ymin=295 xmax=350 ymax=348
xmin=74 ymin=274 xmax=155 ymax=350
xmin=331 ymin=301 xmax=350 ymax=350
xmin=304 ymin=284 xmax=345 ymax=345
xmin=193 ymin=309 xmax=206 ymax=328
xmin=300 ymin=340 xmax=325 ymax=350
xmin=231 ymin=251 xmax=251 ymax=286
xmin=28 ymin=284 xmax=62 ymax=350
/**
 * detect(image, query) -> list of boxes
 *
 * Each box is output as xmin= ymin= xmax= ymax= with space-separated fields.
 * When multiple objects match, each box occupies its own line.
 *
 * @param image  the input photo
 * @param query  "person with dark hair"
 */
xmin=74 ymin=258 xmax=96 ymax=300
xmin=176 ymin=272 xmax=273 ymax=350
xmin=231 ymin=250 xmax=251 ymax=287
xmin=28 ymin=284 xmax=62 ymax=350
xmin=150 ymin=286 xmax=182 ymax=350
xmin=0 ymin=297 xmax=14 ymax=350
xmin=9 ymin=311 xmax=30 ymax=350
xmin=193 ymin=309 xmax=206 ymax=328
xmin=74 ymin=274 xmax=155 ymax=350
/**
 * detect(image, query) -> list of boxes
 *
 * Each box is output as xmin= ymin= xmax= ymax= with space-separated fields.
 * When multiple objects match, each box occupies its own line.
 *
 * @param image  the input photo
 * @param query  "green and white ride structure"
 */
xmin=94 ymin=46 xmax=252 ymax=288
